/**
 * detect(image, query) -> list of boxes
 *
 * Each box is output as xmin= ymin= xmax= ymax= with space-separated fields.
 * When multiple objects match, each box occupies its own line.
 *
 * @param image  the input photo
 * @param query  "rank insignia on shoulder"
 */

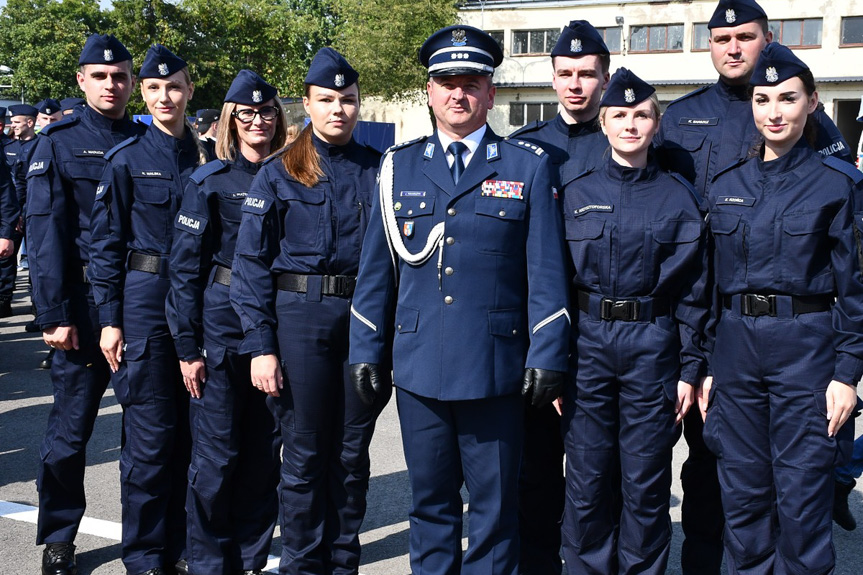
xmin=424 ymin=142 xmax=435 ymax=159
xmin=482 ymin=179 xmax=524 ymax=200
xmin=486 ymin=143 xmax=499 ymax=160
xmin=403 ymin=220 xmax=414 ymax=237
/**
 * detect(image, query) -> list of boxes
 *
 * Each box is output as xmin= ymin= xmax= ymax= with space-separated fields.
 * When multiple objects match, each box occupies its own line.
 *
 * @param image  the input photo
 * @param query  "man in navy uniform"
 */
xmin=37 ymin=99 xmax=63 ymax=129
xmin=349 ymin=25 xmax=571 ymax=575
xmin=508 ymin=20 xmax=610 ymax=574
xmin=194 ymin=108 xmax=219 ymax=161
xmin=25 ymin=34 xmax=143 ymax=575
xmin=655 ymin=1 xmax=852 ymax=573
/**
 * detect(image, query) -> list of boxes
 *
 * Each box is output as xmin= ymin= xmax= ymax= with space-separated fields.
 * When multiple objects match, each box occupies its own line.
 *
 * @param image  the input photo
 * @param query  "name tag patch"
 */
xmin=680 ymin=117 xmax=719 ymax=127
xmin=574 ymin=204 xmax=613 ymax=216
xmin=400 ymin=191 xmax=426 ymax=197
xmin=482 ymin=179 xmax=524 ymax=200
xmin=132 ymin=169 xmax=170 ymax=179
xmin=74 ymin=148 xmax=106 ymax=157
xmin=717 ymin=196 xmax=755 ymax=206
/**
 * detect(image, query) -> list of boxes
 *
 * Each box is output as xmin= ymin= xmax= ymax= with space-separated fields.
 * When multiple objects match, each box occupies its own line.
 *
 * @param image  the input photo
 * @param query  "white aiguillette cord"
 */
xmin=379 ymin=151 xmax=446 ymax=288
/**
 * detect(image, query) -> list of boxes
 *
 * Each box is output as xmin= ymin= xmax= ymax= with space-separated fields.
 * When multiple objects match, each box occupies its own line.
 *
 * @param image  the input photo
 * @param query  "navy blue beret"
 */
xmin=0 ymin=107 xmax=6 ymax=119
xmin=60 ymin=97 xmax=85 ymax=112
xmin=708 ymin=0 xmax=768 ymax=29
xmin=195 ymin=109 xmax=220 ymax=125
xmin=420 ymin=25 xmax=503 ymax=77
xmin=551 ymin=20 xmax=609 ymax=58
xmin=9 ymin=104 xmax=38 ymax=117
xmin=749 ymin=43 xmax=809 ymax=87
xmin=139 ymin=44 xmax=187 ymax=79
xmin=304 ymin=48 xmax=358 ymax=90
xmin=78 ymin=34 xmax=132 ymax=66
xmin=37 ymin=99 xmax=61 ymax=115
xmin=225 ymin=69 xmax=278 ymax=104
xmin=599 ymin=67 xmax=655 ymax=108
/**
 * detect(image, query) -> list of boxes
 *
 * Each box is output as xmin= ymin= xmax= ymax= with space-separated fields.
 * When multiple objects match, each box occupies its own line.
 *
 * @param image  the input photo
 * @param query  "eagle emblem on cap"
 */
xmin=452 ymin=29 xmax=467 ymax=46
xmin=624 ymin=88 xmax=636 ymax=104
xmin=726 ymin=9 xmax=736 ymax=24
xmin=104 ymin=49 xmax=114 ymax=62
xmin=252 ymin=90 xmax=263 ymax=103
xmin=571 ymin=38 xmax=583 ymax=53
xmin=45 ymin=107 xmax=53 ymax=114
xmin=158 ymin=63 xmax=169 ymax=76
xmin=765 ymin=66 xmax=779 ymax=83
xmin=335 ymin=74 xmax=345 ymax=88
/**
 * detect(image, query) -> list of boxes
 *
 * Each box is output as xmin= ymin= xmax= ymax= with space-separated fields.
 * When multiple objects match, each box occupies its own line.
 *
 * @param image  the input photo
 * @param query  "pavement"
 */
xmin=1 ymin=282 xmax=862 ymax=574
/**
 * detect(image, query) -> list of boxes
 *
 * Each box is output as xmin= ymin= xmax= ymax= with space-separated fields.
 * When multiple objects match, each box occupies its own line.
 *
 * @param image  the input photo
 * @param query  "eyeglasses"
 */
xmin=232 ymin=106 xmax=279 ymax=123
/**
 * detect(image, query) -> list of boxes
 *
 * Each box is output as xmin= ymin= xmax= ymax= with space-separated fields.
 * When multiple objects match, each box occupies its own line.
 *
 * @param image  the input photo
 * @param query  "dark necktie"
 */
xmin=448 ymin=141 xmax=467 ymax=185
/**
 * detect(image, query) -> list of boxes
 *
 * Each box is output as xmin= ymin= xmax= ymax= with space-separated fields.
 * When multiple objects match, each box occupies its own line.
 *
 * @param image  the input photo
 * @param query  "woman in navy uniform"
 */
xmin=167 ymin=70 xmax=286 ymax=575
xmin=702 ymin=43 xmax=863 ymax=575
xmin=89 ymin=44 xmax=203 ymax=575
xmin=230 ymin=48 xmax=385 ymax=575
xmin=560 ymin=69 xmax=708 ymax=575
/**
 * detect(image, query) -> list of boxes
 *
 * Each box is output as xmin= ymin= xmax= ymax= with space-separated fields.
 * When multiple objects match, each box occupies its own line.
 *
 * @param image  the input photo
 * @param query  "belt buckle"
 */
xmin=743 ymin=294 xmax=775 ymax=317
xmin=600 ymin=298 xmax=639 ymax=321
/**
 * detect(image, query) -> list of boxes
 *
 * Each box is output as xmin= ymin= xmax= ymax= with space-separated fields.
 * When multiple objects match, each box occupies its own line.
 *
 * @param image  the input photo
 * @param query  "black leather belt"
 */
xmin=722 ymin=294 xmax=833 ymax=317
xmin=128 ymin=252 xmax=168 ymax=276
xmin=213 ymin=264 xmax=231 ymax=287
xmin=277 ymin=273 xmax=356 ymax=297
xmin=577 ymin=290 xmax=670 ymax=322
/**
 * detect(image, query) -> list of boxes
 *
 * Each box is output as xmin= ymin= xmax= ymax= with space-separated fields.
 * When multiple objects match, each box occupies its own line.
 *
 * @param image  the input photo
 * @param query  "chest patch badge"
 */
xmin=680 ymin=117 xmax=719 ymax=127
xmin=574 ymin=204 xmax=613 ymax=216
xmin=482 ymin=179 xmax=524 ymax=200
xmin=403 ymin=220 xmax=414 ymax=237
xmin=400 ymin=191 xmax=426 ymax=197
xmin=716 ymin=196 xmax=755 ymax=207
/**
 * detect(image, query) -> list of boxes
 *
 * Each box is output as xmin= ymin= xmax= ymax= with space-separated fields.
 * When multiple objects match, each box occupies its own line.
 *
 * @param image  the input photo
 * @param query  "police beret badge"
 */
xmin=571 ymin=38 xmax=583 ymax=53
xmin=335 ymin=73 xmax=345 ymax=88
xmin=624 ymin=88 xmax=636 ymax=103
xmin=451 ymin=29 xmax=467 ymax=46
xmin=104 ymin=49 xmax=114 ymax=62
xmin=765 ymin=66 xmax=779 ymax=83
xmin=252 ymin=90 xmax=262 ymax=103
xmin=726 ymin=9 xmax=736 ymax=24
xmin=158 ymin=63 xmax=169 ymax=76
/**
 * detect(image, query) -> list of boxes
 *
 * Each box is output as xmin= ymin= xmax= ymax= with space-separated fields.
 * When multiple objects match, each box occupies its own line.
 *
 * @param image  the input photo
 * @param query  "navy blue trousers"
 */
xmin=272 ymin=290 xmax=387 ymax=575
xmin=186 ymin=280 xmax=280 ymax=575
xmin=396 ymin=388 xmax=523 ymax=575
xmin=704 ymin=309 xmax=856 ymax=575
xmin=562 ymin=316 xmax=680 ymax=575
xmin=114 ymin=270 xmax=190 ymax=573
xmin=0 ymin=231 xmax=21 ymax=300
xmin=36 ymin=284 xmax=111 ymax=544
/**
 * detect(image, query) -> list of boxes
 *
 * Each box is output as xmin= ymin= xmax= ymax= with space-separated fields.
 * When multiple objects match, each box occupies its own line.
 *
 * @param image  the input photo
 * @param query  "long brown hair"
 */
xmin=215 ymin=99 xmax=288 ymax=162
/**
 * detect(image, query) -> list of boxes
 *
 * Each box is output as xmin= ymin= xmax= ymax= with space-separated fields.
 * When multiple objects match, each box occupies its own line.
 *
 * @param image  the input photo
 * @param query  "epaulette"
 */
xmin=504 ymin=138 xmax=546 ymax=157
xmin=104 ymin=136 xmax=139 ymax=161
xmin=669 ymin=171 xmax=703 ymax=207
xmin=189 ymin=159 xmax=228 ymax=185
xmin=39 ymin=116 xmax=79 ymax=136
xmin=507 ymin=120 xmax=545 ymax=139
xmin=665 ymin=85 xmax=711 ymax=109
xmin=823 ymin=155 xmax=863 ymax=185
xmin=385 ymin=134 xmax=429 ymax=155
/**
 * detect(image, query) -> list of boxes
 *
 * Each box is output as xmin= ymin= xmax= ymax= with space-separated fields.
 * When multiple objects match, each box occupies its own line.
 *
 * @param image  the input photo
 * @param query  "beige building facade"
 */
xmin=361 ymin=0 xmax=863 ymax=157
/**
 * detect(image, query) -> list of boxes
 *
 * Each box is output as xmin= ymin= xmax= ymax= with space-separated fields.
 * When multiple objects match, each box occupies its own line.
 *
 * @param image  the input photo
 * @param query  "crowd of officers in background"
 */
xmin=0 ymin=0 xmax=862 ymax=575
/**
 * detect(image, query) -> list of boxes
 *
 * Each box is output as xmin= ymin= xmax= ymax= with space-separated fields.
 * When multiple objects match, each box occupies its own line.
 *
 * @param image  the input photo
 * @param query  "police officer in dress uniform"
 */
xmin=702 ymin=43 xmax=863 ymax=575
xmin=349 ymin=25 xmax=570 ymax=575
xmin=231 ymin=48 xmax=385 ymax=575
xmin=560 ymin=68 xmax=708 ymax=575
xmin=25 ymin=34 xmax=144 ymax=575
xmin=194 ymin=109 xmax=220 ymax=161
xmin=0 ymin=103 xmax=37 ymax=317
xmin=653 ymin=2 xmax=853 ymax=572
xmin=167 ymin=69 xmax=286 ymax=575
xmin=90 ymin=44 xmax=202 ymax=575
xmin=507 ymin=21 xmax=610 ymax=575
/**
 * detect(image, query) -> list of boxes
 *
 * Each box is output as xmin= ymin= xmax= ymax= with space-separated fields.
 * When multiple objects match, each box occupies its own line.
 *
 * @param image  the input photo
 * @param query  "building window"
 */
xmin=630 ymin=24 xmax=684 ymax=53
xmin=841 ymin=16 xmax=863 ymax=46
xmin=692 ymin=23 xmax=710 ymax=51
xmin=488 ymin=30 xmax=504 ymax=53
xmin=597 ymin=26 xmax=622 ymax=54
xmin=509 ymin=102 xmax=558 ymax=126
xmin=513 ymin=29 xmax=561 ymax=55
xmin=769 ymin=18 xmax=822 ymax=47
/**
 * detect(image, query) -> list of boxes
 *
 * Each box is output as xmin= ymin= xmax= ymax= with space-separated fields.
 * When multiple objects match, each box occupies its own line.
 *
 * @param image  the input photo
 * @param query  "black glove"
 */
xmin=522 ymin=368 xmax=566 ymax=408
xmin=351 ymin=363 xmax=389 ymax=406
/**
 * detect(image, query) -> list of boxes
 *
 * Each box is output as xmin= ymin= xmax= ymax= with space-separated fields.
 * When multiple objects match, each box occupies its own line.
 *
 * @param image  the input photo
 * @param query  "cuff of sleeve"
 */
xmin=36 ymin=301 xmax=71 ymax=328
xmin=238 ymin=327 xmax=278 ymax=358
xmin=0 ymin=225 xmax=13 ymax=238
xmin=175 ymin=337 xmax=202 ymax=362
xmin=679 ymin=362 xmax=705 ymax=387
xmin=98 ymin=301 xmax=122 ymax=328
xmin=833 ymin=354 xmax=863 ymax=387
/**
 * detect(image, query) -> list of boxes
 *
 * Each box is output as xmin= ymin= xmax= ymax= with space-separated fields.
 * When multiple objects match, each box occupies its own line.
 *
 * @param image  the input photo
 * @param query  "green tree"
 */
xmin=0 ymin=0 xmax=107 ymax=103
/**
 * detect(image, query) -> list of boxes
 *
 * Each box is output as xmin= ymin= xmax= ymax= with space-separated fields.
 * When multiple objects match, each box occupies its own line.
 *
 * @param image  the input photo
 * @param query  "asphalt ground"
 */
xmin=1 ymin=278 xmax=862 ymax=574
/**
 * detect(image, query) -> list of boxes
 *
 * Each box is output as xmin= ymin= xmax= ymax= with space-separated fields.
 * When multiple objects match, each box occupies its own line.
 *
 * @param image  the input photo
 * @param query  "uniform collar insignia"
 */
xmin=486 ymin=142 xmax=499 ymax=160
xmin=424 ymin=142 xmax=435 ymax=159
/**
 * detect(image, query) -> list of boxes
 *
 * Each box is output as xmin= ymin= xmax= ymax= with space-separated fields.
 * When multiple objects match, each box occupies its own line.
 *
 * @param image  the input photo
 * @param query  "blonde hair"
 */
xmin=215 ymin=98 xmax=288 ymax=162
xmin=598 ymin=93 xmax=662 ymax=127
